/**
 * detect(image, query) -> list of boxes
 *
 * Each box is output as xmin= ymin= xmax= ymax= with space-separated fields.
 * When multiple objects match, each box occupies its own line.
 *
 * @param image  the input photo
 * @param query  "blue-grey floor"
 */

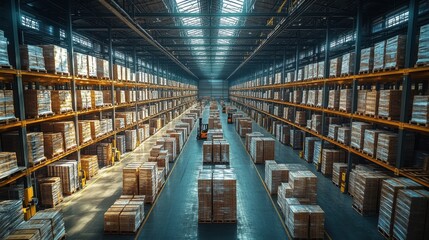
xmin=137 ymin=107 xmax=289 ymax=240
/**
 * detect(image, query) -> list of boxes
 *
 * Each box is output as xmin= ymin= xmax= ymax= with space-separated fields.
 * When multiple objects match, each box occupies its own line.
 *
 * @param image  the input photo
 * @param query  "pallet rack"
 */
xmin=229 ymin=1 xmax=429 ymax=188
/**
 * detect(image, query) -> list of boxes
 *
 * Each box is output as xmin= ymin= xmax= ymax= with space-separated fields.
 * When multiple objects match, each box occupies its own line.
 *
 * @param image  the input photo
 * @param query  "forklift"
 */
xmin=227 ymin=113 xmax=233 ymax=124
xmin=197 ymin=118 xmax=208 ymax=140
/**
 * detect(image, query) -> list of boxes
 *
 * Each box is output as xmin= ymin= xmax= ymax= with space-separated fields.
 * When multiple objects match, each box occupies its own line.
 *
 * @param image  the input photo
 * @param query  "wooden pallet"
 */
xmin=339 ymin=109 xmax=350 ymax=113
xmin=27 ymin=68 xmax=48 ymax=73
xmin=0 ymin=65 xmax=13 ymax=69
xmin=373 ymin=68 xmax=384 ymax=73
xmin=58 ymin=109 xmax=73 ymax=114
xmin=28 ymin=112 xmax=55 ymax=119
xmin=104 ymin=230 xmax=137 ymax=235
xmin=41 ymin=197 xmax=63 ymax=208
xmin=46 ymin=150 xmax=65 ymax=159
xmin=361 ymin=150 xmax=375 ymax=158
xmin=415 ymin=62 xmax=429 ymax=68
xmin=409 ymin=120 xmax=429 ymax=128
xmin=198 ymin=220 xmax=213 ymax=224
xmin=355 ymin=111 xmax=366 ymax=116
xmin=65 ymin=144 xmax=78 ymax=152
xmin=378 ymin=227 xmax=391 ymax=240
xmin=76 ymin=74 xmax=89 ymax=78
xmin=376 ymin=115 xmax=394 ymax=121
xmin=30 ymin=156 xmax=48 ymax=166
xmin=0 ymin=117 xmax=19 ymax=125
xmin=49 ymin=71 xmax=70 ymax=76
xmin=99 ymin=77 xmax=110 ymax=80
xmin=88 ymin=75 xmax=98 ymax=79
xmin=340 ymin=73 xmax=352 ymax=77
xmin=359 ymin=70 xmax=371 ymax=75
xmin=211 ymin=219 xmax=237 ymax=224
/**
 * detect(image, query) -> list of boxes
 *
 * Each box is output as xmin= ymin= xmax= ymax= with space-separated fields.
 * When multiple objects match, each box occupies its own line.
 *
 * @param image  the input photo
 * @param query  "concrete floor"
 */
xmin=60 ymin=104 xmax=384 ymax=240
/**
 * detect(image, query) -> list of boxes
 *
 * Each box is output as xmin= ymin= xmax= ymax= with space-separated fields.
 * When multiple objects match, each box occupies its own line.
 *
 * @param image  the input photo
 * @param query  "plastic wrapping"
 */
xmin=360 ymin=47 xmax=374 ymax=73
xmin=290 ymin=129 xmax=303 ymax=149
xmin=43 ymin=132 xmax=63 ymax=158
xmin=295 ymin=111 xmax=306 ymax=126
xmin=341 ymin=52 xmax=355 ymax=75
xmin=350 ymin=122 xmax=372 ymax=150
xmin=304 ymin=137 xmax=319 ymax=163
xmin=92 ymin=90 xmax=104 ymax=107
xmin=316 ymin=89 xmax=323 ymax=107
xmin=45 ymin=121 xmax=77 ymax=150
xmin=365 ymin=90 xmax=379 ymax=116
xmin=385 ymin=35 xmax=406 ymax=69
xmin=352 ymin=170 xmax=388 ymax=215
xmin=0 ymin=33 xmax=10 ymax=66
xmin=87 ymin=55 xmax=97 ymax=77
xmin=301 ymin=89 xmax=308 ymax=104
xmin=307 ymin=90 xmax=317 ymax=106
xmin=337 ymin=127 xmax=351 ymax=145
xmin=286 ymin=71 xmax=295 ymax=82
xmin=329 ymin=57 xmax=341 ymax=77
xmin=410 ymin=95 xmax=429 ymax=124
xmin=356 ymin=90 xmax=368 ymax=113
xmin=25 ymin=90 xmax=53 ymax=117
xmin=74 ymin=52 xmax=88 ymax=76
xmin=417 ymin=23 xmax=429 ymax=65
xmin=47 ymin=160 xmax=78 ymax=195
xmin=328 ymin=89 xmax=340 ymax=109
xmin=311 ymin=114 xmax=322 ymax=133
xmin=97 ymin=143 xmax=112 ymax=167
xmin=373 ymin=40 xmax=386 ymax=71
xmin=332 ymin=163 xmax=348 ymax=186
xmin=51 ymin=90 xmax=72 ymax=113
xmin=328 ymin=124 xmax=340 ymax=140
xmin=293 ymin=90 xmax=302 ymax=103
xmin=77 ymin=90 xmax=92 ymax=110
xmin=39 ymin=177 xmax=63 ymax=207
xmin=20 ymin=45 xmax=46 ymax=71
xmin=78 ymin=121 xmax=92 ymax=143
xmin=80 ymin=155 xmax=99 ymax=180
xmin=339 ymin=89 xmax=352 ymax=112
xmin=40 ymin=45 xmax=68 ymax=74
xmin=0 ymin=90 xmax=15 ymax=120
xmin=317 ymin=61 xmax=324 ymax=78
xmin=362 ymin=129 xmax=385 ymax=156
xmin=125 ymin=129 xmax=137 ymax=151
xmin=378 ymin=90 xmax=401 ymax=119
xmin=0 ymin=152 xmax=18 ymax=180
xmin=97 ymin=58 xmax=110 ymax=79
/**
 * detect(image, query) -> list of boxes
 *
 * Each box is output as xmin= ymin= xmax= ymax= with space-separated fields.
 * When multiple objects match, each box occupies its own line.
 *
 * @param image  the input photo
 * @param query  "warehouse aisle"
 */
xmin=137 ymin=107 xmax=288 ymax=239
xmin=60 ymin=110 xmax=193 ymax=240
xmin=249 ymin=122 xmax=384 ymax=240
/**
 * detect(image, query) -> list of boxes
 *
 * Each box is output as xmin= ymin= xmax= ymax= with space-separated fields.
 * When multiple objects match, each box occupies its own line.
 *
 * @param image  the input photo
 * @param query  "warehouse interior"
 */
xmin=0 ymin=0 xmax=429 ymax=239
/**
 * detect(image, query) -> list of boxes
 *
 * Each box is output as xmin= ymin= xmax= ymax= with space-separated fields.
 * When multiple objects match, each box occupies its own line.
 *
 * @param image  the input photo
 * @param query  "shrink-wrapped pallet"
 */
xmin=0 ymin=33 xmax=10 ymax=67
xmin=328 ymin=89 xmax=340 ymax=109
xmin=392 ymin=189 xmax=429 ymax=240
xmin=264 ymin=161 xmax=290 ymax=194
xmin=102 ymin=90 xmax=113 ymax=105
xmin=0 ymin=152 xmax=19 ymax=181
xmin=385 ymin=35 xmax=406 ymax=69
xmin=332 ymin=163 xmax=348 ymax=186
xmin=301 ymin=90 xmax=308 ymax=105
xmin=307 ymin=90 xmax=317 ymax=106
xmin=290 ymin=129 xmax=303 ymax=149
xmin=87 ymin=55 xmax=97 ymax=78
xmin=27 ymin=132 xmax=45 ymax=164
xmin=78 ymin=121 xmax=92 ymax=144
xmin=362 ymin=129 xmax=384 ymax=157
xmin=97 ymin=143 xmax=112 ymax=167
xmin=311 ymin=114 xmax=322 ymax=133
xmin=123 ymin=163 xmax=140 ymax=195
xmin=156 ymin=137 xmax=177 ymax=162
xmin=316 ymin=89 xmax=323 ymax=107
xmin=356 ymin=90 xmax=367 ymax=113
xmin=40 ymin=45 xmax=68 ymax=74
xmin=44 ymin=121 xmax=77 ymax=150
xmin=295 ymin=111 xmax=306 ymax=126
xmin=51 ymin=90 xmax=72 ymax=114
xmin=113 ymin=64 xmax=122 ymax=80
xmin=377 ymin=178 xmax=422 ymax=238
xmin=116 ymin=90 xmax=126 ymax=104
xmin=212 ymin=169 xmax=237 ymax=222
xmin=3 ymin=132 xmax=45 ymax=165
xmin=76 ymin=90 xmax=92 ymax=110
xmin=328 ymin=124 xmax=340 ymax=140
xmin=378 ymin=90 xmax=401 ymax=119
xmin=139 ymin=162 xmax=158 ymax=203
xmin=293 ymin=90 xmax=302 ymax=104
xmin=337 ymin=127 xmax=351 ymax=145
xmin=24 ymin=90 xmax=53 ymax=118
xmin=286 ymin=171 xmax=318 ymax=203
xmin=47 ymin=160 xmax=78 ymax=195
xmin=304 ymin=137 xmax=319 ymax=163
xmin=92 ymin=90 xmax=104 ymax=108
xmin=351 ymin=122 xmax=372 ymax=150
xmin=198 ymin=169 xmax=212 ymax=222
xmin=339 ymin=89 xmax=352 ymax=112
xmin=352 ymin=171 xmax=388 ymax=215
xmin=39 ymin=177 xmax=63 ymax=207
xmin=410 ymin=95 xmax=429 ymax=124
xmin=329 ymin=57 xmax=341 ymax=77
xmin=365 ymin=90 xmax=379 ymax=116
xmin=0 ymin=200 xmax=24 ymax=239
xmin=360 ymin=47 xmax=374 ymax=73
xmin=416 ymin=23 xmax=429 ymax=66
xmin=285 ymin=205 xmax=325 ymax=239
xmin=116 ymin=112 xmax=133 ymax=126
xmin=97 ymin=58 xmax=110 ymax=79
xmin=104 ymin=195 xmax=145 ymax=233
xmin=317 ymin=61 xmax=324 ymax=79
xmin=245 ymin=132 xmax=264 ymax=152
xmin=80 ymin=155 xmax=99 ymax=180
xmin=20 ymin=45 xmax=46 ymax=71
xmin=125 ymin=129 xmax=137 ymax=151
xmin=321 ymin=149 xmax=345 ymax=176
xmin=0 ymin=90 xmax=15 ymax=120
xmin=341 ymin=52 xmax=355 ymax=75
xmin=74 ymin=52 xmax=88 ymax=76
xmin=86 ymin=120 xmax=101 ymax=139
xmin=373 ymin=40 xmax=386 ymax=71
xmin=30 ymin=209 xmax=66 ymax=240
xmin=43 ymin=133 xmax=64 ymax=158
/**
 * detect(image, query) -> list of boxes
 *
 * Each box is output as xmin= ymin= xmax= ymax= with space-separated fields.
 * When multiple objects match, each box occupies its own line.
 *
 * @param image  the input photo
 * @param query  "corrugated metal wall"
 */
xmin=198 ymin=79 xmax=229 ymax=99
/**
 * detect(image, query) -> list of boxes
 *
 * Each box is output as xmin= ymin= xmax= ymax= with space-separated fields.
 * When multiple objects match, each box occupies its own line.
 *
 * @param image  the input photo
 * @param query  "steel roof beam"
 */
xmin=73 ymin=12 xmax=351 ymax=18
xmin=75 ymin=26 xmax=348 ymax=31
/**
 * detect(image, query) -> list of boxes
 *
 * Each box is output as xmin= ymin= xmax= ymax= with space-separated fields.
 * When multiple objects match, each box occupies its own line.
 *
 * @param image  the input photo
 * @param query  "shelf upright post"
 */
xmin=132 ymin=46 xmax=139 ymax=143
xmin=281 ymin=47 xmax=286 ymax=106
xmin=345 ymin=0 xmax=362 ymax=191
xmin=321 ymin=22 xmax=330 ymax=142
xmin=66 ymin=0 xmax=80 ymax=163
xmin=108 ymin=26 xmax=116 ymax=149
xmin=293 ymin=44 xmax=300 ymax=125
xmin=397 ymin=0 xmax=418 ymax=169
xmin=4 ymin=0 xmax=31 ymax=190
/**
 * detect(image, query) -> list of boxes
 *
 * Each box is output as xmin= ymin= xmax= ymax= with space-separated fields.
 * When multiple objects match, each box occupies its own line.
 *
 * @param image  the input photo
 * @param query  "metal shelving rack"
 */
xmin=0 ymin=0 xmax=198 ymax=201
xmin=229 ymin=0 xmax=429 ymax=188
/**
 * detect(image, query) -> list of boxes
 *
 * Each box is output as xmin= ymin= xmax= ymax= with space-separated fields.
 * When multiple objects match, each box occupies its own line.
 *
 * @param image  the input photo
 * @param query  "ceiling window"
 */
xmin=21 ymin=15 xmax=39 ymax=30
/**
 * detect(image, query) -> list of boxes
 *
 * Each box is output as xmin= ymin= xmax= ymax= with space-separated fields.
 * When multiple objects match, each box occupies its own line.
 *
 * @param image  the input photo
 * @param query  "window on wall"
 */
xmin=386 ymin=10 xmax=409 ymax=28
xmin=21 ymin=15 xmax=39 ymax=30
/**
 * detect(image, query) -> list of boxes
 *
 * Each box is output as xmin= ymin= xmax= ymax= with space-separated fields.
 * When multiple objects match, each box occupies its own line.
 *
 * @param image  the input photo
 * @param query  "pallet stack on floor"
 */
xmin=202 ymin=139 xmax=230 ymax=164
xmin=104 ymin=195 xmax=145 ymax=234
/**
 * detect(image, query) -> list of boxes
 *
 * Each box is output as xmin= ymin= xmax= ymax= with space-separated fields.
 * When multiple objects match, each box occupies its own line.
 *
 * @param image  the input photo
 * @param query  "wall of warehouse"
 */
xmin=198 ymin=79 xmax=229 ymax=99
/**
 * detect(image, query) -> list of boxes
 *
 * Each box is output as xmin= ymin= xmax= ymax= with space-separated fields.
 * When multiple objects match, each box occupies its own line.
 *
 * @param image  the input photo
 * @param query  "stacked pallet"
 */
xmin=332 ymin=163 xmax=348 ymax=186
xmin=376 ymin=133 xmax=398 ymax=165
xmin=237 ymin=119 xmax=252 ymax=137
xmin=41 ymin=121 xmax=77 ymax=151
xmin=80 ymin=155 xmax=99 ymax=180
xmin=25 ymin=90 xmax=53 ymax=118
xmin=47 ymin=160 xmax=78 ymax=195
xmin=294 ymin=111 xmax=306 ymax=126
xmin=321 ymin=149 xmax=345 ymax=176
xmin=275 ymin=124 xmax=290 ymax=145
xmin=245 ymin=132 xmax=264 ymax=152
xmin=198 ymin=169 xmax=212 ymax=222
xmin=304 ymin=137 xmax=319 ymax=163
xmin=115 ymin=118 xmax=125 ymax=130
xmin=365 ymin=90 xmax=379 ymax=116
xmin=207 ymin=129 xmax=223 ymax=141
xmin=0 ymin=90 xmax=15 ymax=121
xmin=286 ymin=171 xmax=318 ymax=204
xmin=0 ymin=200 xmax=24 ymax=239
xmin=102 ymin=90 xmax=113 ymax=106
xmin=329 ymin=57 xmax=341 ymax=77
xmin=360 ymin=47 xmax=374 ymax=73
xmin=357 ymin=90 xmax=368 ymax=113
xmin=78 ymin=121 xmax=92 ymax=144
xmin=176 ymin=122 xmax=191 ymax=137
xmin=352 ymin=170 xmax=389 ymax=215
xmin=250 ymin=137 xmax=275 ymax=164
xmin=39 ymin=177 xmax=63 ymax=207
xmin=76 ymin=90 xmax=92 ymax=110
xmin=92 ymin=90 xmax=104 ymax=108
xmin=392 ymin=189 xmax=429 ymax=240
xmin=377 ymin=178 xmax=423 ymax=238
xmin=417 ymin=23 xmax=429 ymax=65
xmin=166 ymin=130 xmax=184 ymax=154
xmin=312 ymin=141 xmax=323 ymax=165
xmin=328 ymin=124 xmax=340 ymax=140
xmin=148 ymin=148 xmax=169 ymax=174
xmin=51 ymin=90 xmax=73 ymax=114
xmin=116 ymin=112 xmax=134 ymax=126
xmin=40 ymin=45 xmax=69 ymax=74
xmin=337 ymin=127 xmax=351 ymax=145
xmin=203 ymin=140 xmax=230 ymax=164
xmin=125 ymin=129 xmax=137 ymax=151
xmin=264 ymin=161 xmax=305 ymax=195
xmin=328 ymin=89 xmax=340 ymax=110
xmin=122 ymin=163 xmax=140 ymax=195
xmin=74 ymin=52 xmax=88 ymax=76
xmin=208 ymin=117 xmax=222 ymax=130
xmin=156 ymin=137 xmax=177 ymax=162
xmin=150 ymin=118 xmax=163 ymax=135
xmin=86 ymin=120 xmax=101 ymax=139
xmin=290 ymin=129 xmax=303 ymax=149
xmin=339 ymin=89 xmax=352 ymax=112
xmin=87 ymin=55 xmax=97 ymax=78
xmin=373 ymin=40 xmax=386 ymax=71
xmin=410 ymin=95 xmax=429 ymax=125
xmin=181 ymin=117 xmax=195 ymax=130
xmin=362 ymin=129 xmax=385 ymax=157
xmin=97 ymin=143 xmax=113 ymax=167
xmin=116 ymin=135 xmax=126 ymax=155
xmin=385 ymin=35 xmax=406 ymax=69
xmin=310 ymin=114 xmax=322 ymax=133
xmin=139 ymin=162 xmax=158 ymax=203
xmin=97 ymin=58 xmax=110 ymax=79
xmin=0 ymin=153 xmax=18 ymax=179
xmin=104 ymin=195 xmax=145 ymax=234
xmin=28 ymin=132 xmax=46 ymax=164
xmin=378 ymin=90 xmax=401 ymax=119
xmin=341 ymin=52 xmax=355 ymax=75
xmin=286 ymin=205 xmax=325 ymax=239
xmin=20 ymin=44 xmax=46 ymax=71
xmin=351 ymin=122 xmax=372 ymax=150
xmin=31 ymin=209 xmax=66 ymax=240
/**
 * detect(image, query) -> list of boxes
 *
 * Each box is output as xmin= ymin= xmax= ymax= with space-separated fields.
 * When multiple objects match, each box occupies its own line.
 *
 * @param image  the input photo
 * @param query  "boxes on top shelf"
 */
xmin=87 ymin=55 xmax=97 ymax=78
xmin=341 ymin=52 xmax=355 ymax=75
xmin=410 ymin=95 xmax=429 ymax=125
xmin=96 ymin=58 xmax=110 ymax=79
xmin=416 ymin=23 xmax=429 ymax=66
xmin=373 ymin=40 xmax=386 ymax=72
xmin=384 ymin=35 xmax=406 ymax=70
xmin=40 ymin=45 xmax=69 ymax=74
xmin=378 ymin=89 xmax=401 ymax=119
xmin=360 ymin=47 xmax=374 ymax=73
xmin=74 ymin=52 xmax=88 ymax=77
xmin=76 ymin=90 xmax=92 ymax=110
xmin=0 ymin=90 xmax=15 ymax=121
xmin=20 ymin=45 xmax=46 ymax=72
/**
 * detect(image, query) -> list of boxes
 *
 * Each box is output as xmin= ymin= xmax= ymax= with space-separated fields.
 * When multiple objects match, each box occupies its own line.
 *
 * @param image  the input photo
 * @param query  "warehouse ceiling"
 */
xmin=19 ymin=0 xmax=408 ymax=80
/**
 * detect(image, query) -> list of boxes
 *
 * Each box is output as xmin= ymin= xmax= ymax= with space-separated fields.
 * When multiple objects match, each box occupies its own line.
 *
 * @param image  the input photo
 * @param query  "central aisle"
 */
xmin=137 ymin=107 xmax=288 ymax=239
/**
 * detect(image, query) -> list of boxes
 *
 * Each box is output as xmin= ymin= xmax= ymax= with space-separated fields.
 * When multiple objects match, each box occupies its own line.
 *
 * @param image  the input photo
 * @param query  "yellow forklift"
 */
xmin=197 ymin=118 xmax=208 ymax=140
